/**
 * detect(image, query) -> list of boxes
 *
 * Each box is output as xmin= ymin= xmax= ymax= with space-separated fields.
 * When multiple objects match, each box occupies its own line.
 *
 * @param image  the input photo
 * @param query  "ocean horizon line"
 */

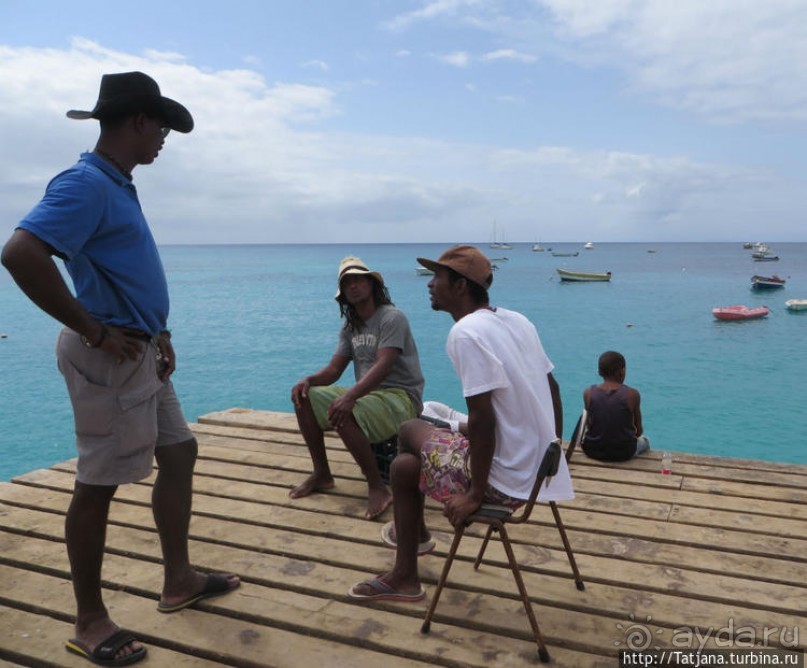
xmin=156 ymin=240 xmax=806 ymax=247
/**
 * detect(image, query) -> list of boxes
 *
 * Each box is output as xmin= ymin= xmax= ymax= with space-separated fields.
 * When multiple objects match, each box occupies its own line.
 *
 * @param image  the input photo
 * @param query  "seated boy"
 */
xmin=582 ymin=351 xmax=649 ymax=462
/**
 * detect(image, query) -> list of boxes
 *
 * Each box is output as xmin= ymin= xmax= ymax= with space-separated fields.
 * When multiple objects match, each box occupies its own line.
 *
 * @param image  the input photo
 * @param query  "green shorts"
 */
xmin=308 ymin=386 xmax=417 ymax=443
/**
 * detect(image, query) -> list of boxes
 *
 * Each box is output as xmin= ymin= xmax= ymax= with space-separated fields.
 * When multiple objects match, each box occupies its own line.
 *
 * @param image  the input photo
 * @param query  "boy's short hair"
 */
xmin=598 ymin=351 xmax=626 ymax=378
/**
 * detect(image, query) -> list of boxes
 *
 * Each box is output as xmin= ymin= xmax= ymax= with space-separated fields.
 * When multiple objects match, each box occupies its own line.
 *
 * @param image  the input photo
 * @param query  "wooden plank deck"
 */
xmin=0 ymin=407 xmax=805 ymax=667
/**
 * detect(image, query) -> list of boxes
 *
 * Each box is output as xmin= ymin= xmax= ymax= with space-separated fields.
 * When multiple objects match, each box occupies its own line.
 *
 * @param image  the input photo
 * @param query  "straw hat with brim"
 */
xmin=66 ymin=71 xmax=193 ymax=133
xmin=335 ymin=256 xmax=384 ymax=299
xmin=417 ymin=245 xmax=493 ymax=289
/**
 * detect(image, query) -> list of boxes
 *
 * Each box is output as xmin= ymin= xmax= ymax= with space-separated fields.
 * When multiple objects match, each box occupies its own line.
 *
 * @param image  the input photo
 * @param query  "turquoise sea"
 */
xmin=1 ymin=242 xmax=805 ymax=481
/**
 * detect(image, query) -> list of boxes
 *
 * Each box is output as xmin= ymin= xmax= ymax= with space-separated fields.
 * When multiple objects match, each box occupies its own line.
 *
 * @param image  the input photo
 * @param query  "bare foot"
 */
xmin=365 ymin=486 xmax=393 ymax=520
xmin=289 ymin=473 xmax=335 ymax=499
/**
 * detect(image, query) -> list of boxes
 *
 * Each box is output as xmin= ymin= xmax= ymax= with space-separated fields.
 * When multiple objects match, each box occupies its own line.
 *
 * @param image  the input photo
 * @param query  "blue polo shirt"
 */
xmin=18 ymin=152 xmax=169 ymax=336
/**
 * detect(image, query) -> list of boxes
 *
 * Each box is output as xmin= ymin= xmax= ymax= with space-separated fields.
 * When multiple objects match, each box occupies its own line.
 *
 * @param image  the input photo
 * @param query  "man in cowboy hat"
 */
xmin=290 ymin=256 xmax=424 ymax=520
xmin=2 ymin=72 xmax=238 ymax=665
xmin=349 ymin=245 xmax=572 ymax=602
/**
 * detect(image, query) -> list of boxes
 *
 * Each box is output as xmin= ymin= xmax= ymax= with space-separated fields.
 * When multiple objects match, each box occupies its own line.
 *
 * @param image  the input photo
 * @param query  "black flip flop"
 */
xmin=65 ymin=629 xmax=147 ymax=666
xmin=157 ymin=573 xmax=239 ymax=613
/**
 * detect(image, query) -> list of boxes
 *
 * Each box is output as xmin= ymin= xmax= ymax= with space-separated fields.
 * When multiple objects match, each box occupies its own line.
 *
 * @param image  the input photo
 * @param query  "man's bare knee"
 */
xmin=398 ymin=418 xmax=432 ymax=455
xmin=390 ymin=450 xmax=420 ymax=485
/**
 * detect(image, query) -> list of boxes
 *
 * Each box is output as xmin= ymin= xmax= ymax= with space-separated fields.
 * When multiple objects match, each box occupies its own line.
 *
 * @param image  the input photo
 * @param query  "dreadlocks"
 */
xmin=337 ymin=278 xmax=394 ymax=331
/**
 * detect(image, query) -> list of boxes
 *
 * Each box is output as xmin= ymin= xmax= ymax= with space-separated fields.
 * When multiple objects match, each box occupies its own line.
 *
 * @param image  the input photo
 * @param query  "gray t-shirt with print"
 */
xmin=336 ymin=304 xmax=424 ymax=414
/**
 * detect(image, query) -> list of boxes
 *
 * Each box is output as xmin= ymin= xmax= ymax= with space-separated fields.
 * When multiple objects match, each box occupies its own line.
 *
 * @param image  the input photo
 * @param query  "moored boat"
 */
xmin=556 ymin=268 xmax=611 ymax=282
xmin=552 ymin=251 xmax=579 ymax=257
xmin=751 ymin=244 xmax=779 ymax=260
xmin=785 ymin=299 xmax=807 ymax=312
xmin=532 ymin=242 xmax=545 ymax=252
xmin=751 ymin=274 xmax=785 ymax=290
xmin=712 ymin=305 xmax=769 ymax=321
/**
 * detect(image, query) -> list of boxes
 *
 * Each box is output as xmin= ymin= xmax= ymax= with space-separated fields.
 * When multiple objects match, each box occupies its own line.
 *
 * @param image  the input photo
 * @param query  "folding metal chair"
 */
xmin=420 ymin=440 xmax=584 ymax=663
xmin=564 ymin=409 xmax=588 ymax=461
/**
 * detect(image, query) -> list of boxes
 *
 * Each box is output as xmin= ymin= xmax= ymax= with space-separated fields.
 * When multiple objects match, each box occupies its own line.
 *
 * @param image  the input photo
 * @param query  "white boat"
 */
xmin=785 ymin=299 xmax=807 ymax=312
xmin=532 ymin=242 xmax=545 ymax=252
xmin=415 ymin=266 xmax=434 ymax=276
xmin=583 ymin=242 xmax=594 ymax=250
xmin=751 ymin=244 xmax=778 ymax=260
xmin=489 ymin=221 xmax=512 ymax=250
xmin=556 ymin=268 xmax=611 ymax=282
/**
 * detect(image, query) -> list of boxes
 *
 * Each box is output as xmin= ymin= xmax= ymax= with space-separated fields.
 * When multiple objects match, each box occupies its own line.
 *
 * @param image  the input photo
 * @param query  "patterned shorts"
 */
xmin=418 ymin=428 xmax=524 ymax=509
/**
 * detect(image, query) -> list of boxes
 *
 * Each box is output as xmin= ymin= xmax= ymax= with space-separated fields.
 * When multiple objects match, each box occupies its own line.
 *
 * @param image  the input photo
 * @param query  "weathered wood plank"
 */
xmin=13 ymin=465 xmax=807 ymax=573
xmin=3 ymin=408 xmax=806 ymax=666
xmin=196 ymin=410 xmax=807 ymax=477
xmin=2 ymin=504 xmax=803 ymax=664
xmin=3 ymin=472 xmax=805 ymax=617
xmin=0 ymin=516 xmax=610 ymax=666
xmin=0 ymin=604 xmax=227 ymax=668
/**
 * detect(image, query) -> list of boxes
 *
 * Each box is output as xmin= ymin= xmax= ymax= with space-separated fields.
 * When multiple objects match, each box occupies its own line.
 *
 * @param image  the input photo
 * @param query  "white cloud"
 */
xmin=482 ymin=48 xmax=536 ymax=63
xmin=435 ymin=51 xmax=471 ymax=67
xmin=538 ymin=0 xmax=807 ymax=125
xmin=385 ymin=1 xmax=807 ymax=128
xmin=382 ymin=0 xmax=485 ymax=32
xmin=0 ymin=40 xmax=801 ymax=245
xmin=301 ymin=59 xmax=330 ymax=72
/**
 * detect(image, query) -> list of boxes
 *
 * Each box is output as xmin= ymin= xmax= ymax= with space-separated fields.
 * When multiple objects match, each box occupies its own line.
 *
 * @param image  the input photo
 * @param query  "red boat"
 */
xmin=712 ymin=305 xmax=769 ymax=321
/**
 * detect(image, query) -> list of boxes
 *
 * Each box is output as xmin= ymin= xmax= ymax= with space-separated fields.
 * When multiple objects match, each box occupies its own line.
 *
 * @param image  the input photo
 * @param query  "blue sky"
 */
xmin=1 ymin=0 xmax=805 ymax=243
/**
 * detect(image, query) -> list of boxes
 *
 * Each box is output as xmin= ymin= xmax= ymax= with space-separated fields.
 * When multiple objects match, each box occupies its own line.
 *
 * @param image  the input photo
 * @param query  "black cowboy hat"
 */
xmin=66 ymin=71 xmax=193 ymax=133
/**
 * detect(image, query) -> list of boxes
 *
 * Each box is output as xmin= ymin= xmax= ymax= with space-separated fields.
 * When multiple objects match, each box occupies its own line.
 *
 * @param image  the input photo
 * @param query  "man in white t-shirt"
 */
xmin=349 ymin=245 xmax=573 ymax=602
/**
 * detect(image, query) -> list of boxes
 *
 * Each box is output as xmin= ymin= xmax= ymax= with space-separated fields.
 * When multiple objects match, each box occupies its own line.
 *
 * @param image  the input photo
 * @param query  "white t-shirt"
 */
xmin=446 ymin=307 xmax=574 ymax=502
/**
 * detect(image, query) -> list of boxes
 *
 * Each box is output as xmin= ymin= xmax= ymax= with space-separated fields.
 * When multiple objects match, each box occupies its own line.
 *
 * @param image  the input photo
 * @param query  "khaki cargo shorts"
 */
xmin=56 ymin=328 xmax=194 ymax=486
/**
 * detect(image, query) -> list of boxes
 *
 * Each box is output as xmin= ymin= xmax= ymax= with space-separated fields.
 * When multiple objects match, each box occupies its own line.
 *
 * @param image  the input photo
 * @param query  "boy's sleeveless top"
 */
xmin=582 ymin=385 xmax=637 ymax=462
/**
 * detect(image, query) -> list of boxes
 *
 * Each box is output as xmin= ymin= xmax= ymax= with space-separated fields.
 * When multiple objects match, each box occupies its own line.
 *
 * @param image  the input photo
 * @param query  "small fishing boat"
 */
xmin=785 ymin=299 xmax=807 ymax=312
xmin=556 ymin=268 xmax=611 ymax=282
xmin=751 ymin=244 xmax=779 ymax=261
xmin=552 ymin=251 xmax=579 ymax=257
xmin=712 ymin=305 xmax=769 ymax=321
xmin=751 ymin=274 xmax=785 ymax=290
xmin=742 ymin=242 xmax=753 ymax=249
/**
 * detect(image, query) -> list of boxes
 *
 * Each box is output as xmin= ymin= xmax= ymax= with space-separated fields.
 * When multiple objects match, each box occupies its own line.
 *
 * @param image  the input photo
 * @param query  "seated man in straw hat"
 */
xmin=290 ymin=256 xmax=424 ymax=520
